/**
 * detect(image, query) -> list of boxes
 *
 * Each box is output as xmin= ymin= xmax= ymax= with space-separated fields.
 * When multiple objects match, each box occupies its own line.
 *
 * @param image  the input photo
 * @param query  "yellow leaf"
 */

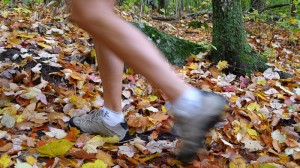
xmin=70 ymin=95 xmax=87 ymax=108
xmin=37 ymin=139 xmax=73 ymax=158
xmin=217 ymin=61 xmax=229 ymax=70
xmin=247 ymin=129 xmax=258 ymax=139
xmin=149 ymin=95 xmax=158 ymax=102
xmin=126 ymin=67 xmax=134 ymax=75
xmin=96 ymin=150 xmax=114 ymax=166
xmin=18 ymin=33 xmax=36 ymax=39
xmin=83 ymin=135 xmax=119 ymax=154
xmin=161 ymin=105 xmax=167 ymax=113
xmin=256 ymin=80 xmax=266 ymax=86
xmin=0 ymin=106 xmax=17 ymax=116
xmin=91 ymin=48 xmax=96 ymax=58
xmin=134 ymin=87 xmax=143 ymax=96
xmin=247 ymin=103 xmax=260 ymax=112
xmin=1 ymin=10 xmax=8 ymax=18
xmin=229 ymin=155 xmax=247 ymax=168
xmin=0 ymin=154 xmax=12 ymax=168
xmin=279 ymin=154 xmax=290 ymax=164
xmin=8 ymin=37 xmax=21 ymax=46
xmin=187 ymin=63 xmax=198 ymax=70
xmin=37 ymin=42 xmax=50 ymax=48
xmin=70 ymin=71 xmax=85 ymax=81
xmin=256 ymin=93 xmax=268 ymax=101
xmin=229 ymin=95 xmax=239 ymax=104
xmin=139 ymin=153 xmax=160 ymax=163
xmin=25 ymin=156 xmax=37 ymax=165
xmin=16 ymin=115 xmax=24 ymax=123
xmin=232 ymin=120 xmax=241 ymax=134
xmin=81 ymin=160 xmax=107 ymax=168
xmin=290 ymin=18 xmax=296 ymax=25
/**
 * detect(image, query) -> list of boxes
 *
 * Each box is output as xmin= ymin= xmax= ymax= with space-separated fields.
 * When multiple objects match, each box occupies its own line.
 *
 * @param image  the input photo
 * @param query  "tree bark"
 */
xmin=210 ymin=0 xmax=267 ymax=75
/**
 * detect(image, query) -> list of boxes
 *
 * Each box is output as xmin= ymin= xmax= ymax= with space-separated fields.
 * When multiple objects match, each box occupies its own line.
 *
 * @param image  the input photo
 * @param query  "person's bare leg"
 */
xmin=94 ymin=40 xmax=123 ymax=113
xmin=70 ymin=0 xmax=226 ymax=162
xmin=71 ymin=0 xmax=189 ymax=101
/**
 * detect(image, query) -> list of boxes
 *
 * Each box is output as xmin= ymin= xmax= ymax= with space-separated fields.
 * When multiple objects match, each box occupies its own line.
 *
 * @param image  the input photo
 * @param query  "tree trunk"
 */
xmin=291 ymin=0 xmax=297 ymax=17
xmin=210 ymin=0 xmax=267 ymax=75
xmin=251 ymin=0 xmax=265 ymax=11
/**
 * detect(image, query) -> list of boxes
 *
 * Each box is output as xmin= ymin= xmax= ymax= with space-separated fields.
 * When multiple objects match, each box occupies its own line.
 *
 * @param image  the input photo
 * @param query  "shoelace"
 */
xmin=87 ymin=109 xmax=103 ymax=121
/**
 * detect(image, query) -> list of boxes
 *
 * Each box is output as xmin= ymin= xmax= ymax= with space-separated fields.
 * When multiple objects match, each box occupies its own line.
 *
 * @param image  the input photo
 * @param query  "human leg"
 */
xmin=71 ymin=0 xmax=188 ymax=101
xmin=69 ymin=40 xmax=127 ymax=139
xmin=95 ymin=40 xmax=123 ymax=113
xmin=70 ymin=0 xmax=226 ymax=162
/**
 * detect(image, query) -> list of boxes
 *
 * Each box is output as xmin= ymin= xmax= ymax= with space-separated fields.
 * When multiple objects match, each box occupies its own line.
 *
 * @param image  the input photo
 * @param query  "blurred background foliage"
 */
xmin=1 ymin=0 xmax=299 ymax=31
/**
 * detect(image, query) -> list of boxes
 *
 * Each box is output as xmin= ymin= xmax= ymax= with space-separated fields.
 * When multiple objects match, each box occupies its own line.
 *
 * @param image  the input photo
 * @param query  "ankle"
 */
xmin=103 ymin=105 xmax=122 ymax=113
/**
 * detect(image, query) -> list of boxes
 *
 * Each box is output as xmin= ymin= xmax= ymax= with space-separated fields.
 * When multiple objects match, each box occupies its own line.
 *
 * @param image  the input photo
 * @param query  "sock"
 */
xmin=170 ymin=87 xmax=203 ymax=117
xmin=102 ymin=107 xmax=125 ymax=126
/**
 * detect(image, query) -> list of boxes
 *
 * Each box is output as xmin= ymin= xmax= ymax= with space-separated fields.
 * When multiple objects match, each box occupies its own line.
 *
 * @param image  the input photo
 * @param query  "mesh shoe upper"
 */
xmin=69 ymin=109 xmax=128 ymax=140
xmin=170 ymin=90 xmax=226 ymax=162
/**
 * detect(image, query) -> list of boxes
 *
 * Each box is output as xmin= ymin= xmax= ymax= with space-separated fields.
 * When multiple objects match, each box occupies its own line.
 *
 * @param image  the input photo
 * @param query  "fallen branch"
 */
xmin=259 ymin=3 xmax=291 ymax=13
xmin=151 ymin=16 xmax=177 ymax=21
xmin=186 ymin=10 xmax=212 ymax=17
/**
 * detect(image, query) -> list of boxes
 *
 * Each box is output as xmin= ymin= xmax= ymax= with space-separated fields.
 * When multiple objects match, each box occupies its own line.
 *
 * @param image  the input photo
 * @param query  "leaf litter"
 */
xmin=0 ymin=3 xmax=300 ymax=167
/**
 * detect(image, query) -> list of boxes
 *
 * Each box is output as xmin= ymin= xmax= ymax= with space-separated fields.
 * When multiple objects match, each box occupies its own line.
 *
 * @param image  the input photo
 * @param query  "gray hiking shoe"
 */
xmin=69 ymin=109 xmax=128 ymax=140
xmin=170 ymin=90 xmax=226 ymax=162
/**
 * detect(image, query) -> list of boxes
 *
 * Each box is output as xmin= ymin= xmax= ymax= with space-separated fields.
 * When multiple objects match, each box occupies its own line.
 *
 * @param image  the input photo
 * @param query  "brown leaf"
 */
xmin=65 ymin=127 xmax=80 ymax=142
xmin=69 ymin=149 xmax=96 ymax=160
xmin=75 ymin=134 xmax=90 ymax=148
xmin=127 ymin=115 xmax=150 ymax=128
xmin=272 ymin=140 xmax=282 ymax=153
xmin=96 ymin=150 xmax=114 ymax=166
xmin=150 ymin=112 xmax=169 ymax=123
xmin=115 ymin=159 xmax=128 ymax=168
xmin=292 ymin=152 xmax=300 ymax=160
xmin=285 ymin=139 xmax=299 ymax=148
xmin=0 ymin=142 xmax=13 ymax=152
xmin=281 ymin=126 xmax=300 ymax=140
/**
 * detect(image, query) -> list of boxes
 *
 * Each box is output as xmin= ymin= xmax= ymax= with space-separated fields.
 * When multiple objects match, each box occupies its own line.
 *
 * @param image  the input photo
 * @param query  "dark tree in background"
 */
xmin=209 ymin=0 xmax=267 ymax=75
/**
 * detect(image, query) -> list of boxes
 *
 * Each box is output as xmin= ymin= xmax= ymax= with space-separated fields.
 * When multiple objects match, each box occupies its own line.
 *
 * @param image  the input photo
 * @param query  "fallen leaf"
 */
xmin=118 ymin=145 xmax=137 ymax=158
xmin=45 ymin=127 xmax=67 ymax=139
xmin=15 ymin=159 xmax=32 ymax=168
xmin=81 ymin=160 xmax=107 ymax=168
xmin=0 ymin=154 xmax=12 ymax=168
xmin=96 ymin=150 xmax=114 ymax=166
xmin=37 ymin=139 xmax=73 ymax=158
xmin=25 ymin=156 xmax=37 ymax=165
xmin=241 ymin=138 xmax=263 ymax=152
xmin=0 ymin=142 xmax=13 ymax=152
xmin=83 ymin=135 xmax=119 ymax=154
xmin=70 ymin=149 xmax=96 ymax=160
xmin=229 ymin=155 xmax=246 ymax=168
xmin=1 ymin=113 xmax=15 ymax=128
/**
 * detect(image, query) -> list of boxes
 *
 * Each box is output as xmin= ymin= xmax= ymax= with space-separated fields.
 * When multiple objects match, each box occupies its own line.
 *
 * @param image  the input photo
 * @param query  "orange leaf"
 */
xmin=65 ymin=127 xmax=80 ymax=142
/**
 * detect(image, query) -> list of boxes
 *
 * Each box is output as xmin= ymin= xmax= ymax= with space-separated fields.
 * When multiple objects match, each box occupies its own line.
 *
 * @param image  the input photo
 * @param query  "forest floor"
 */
xmin=0 ymin=4 xmax=300 ymax=168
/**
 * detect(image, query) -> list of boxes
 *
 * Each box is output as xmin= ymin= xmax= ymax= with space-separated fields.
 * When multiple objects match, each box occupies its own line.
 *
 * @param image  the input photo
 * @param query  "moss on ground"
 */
xmin=132 ymin=22 xmax=205 ymax=66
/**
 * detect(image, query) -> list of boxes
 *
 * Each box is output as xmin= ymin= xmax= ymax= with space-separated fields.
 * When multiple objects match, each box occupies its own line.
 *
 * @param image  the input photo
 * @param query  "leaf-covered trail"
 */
xmin=0 ymin=4 xmax=300 ymax=167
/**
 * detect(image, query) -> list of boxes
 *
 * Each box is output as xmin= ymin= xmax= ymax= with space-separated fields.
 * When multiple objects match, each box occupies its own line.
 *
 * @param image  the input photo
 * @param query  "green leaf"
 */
xmin=37 ymin=139 xmax=73 ymax=158
xmin=259 ymin=164 xmax=277 ymax=168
